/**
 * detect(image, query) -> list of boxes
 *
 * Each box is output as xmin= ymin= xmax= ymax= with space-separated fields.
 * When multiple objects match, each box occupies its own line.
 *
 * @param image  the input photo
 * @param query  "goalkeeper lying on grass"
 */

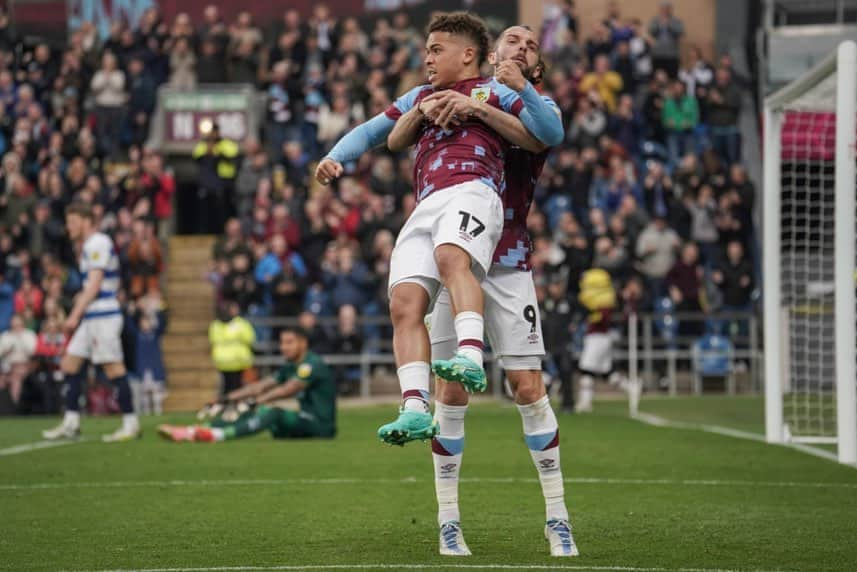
xmin=159 ymin=327 xmax=336 ymax=442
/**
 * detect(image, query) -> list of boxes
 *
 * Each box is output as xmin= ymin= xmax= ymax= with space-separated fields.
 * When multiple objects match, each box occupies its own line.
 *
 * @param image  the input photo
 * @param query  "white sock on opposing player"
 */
xmin=576 ymin=375 xmax=594 ymax=413
xmin=399 ymin=361 xmax=432 ymax=413
xmin=63 ymin=411 xmax=81 ymax=429
xmin=432 ymin=401 xmax=467 ymax=525
xmin=518 ymin=395 xmax=569 ymax=521
xmin=454 ymin=311 xmax=484 ymax=368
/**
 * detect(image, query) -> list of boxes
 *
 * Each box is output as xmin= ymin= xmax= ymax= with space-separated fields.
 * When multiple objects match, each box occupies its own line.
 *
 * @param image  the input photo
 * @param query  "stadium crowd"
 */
xmin=0 ymin=0 xmax=759 ymax=411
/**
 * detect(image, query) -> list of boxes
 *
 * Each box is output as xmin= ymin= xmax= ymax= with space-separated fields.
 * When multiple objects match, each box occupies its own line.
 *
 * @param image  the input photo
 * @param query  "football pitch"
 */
xmin=2 ymin=397 xmax=857 ymax=572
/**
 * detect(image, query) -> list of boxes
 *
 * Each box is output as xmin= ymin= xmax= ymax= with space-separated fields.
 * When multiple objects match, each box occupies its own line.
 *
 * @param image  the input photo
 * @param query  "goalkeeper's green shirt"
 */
xmin=275 ymin=352 xmax=336 ymax=435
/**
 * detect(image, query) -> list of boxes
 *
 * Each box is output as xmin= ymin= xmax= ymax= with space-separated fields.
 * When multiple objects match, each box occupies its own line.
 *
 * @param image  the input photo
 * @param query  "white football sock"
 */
xmin=518 ymin=395 xmax=569 ymax=521
xmin=454 ymin=311 xmax=484 ymax=367
xmin=122 ymin=414 xmax=139 ymax=432
xmin=433 ymin=401 xmax=467 ymax=525
xmin=63 ymin=411 xmax=81 ymax=429
xmin=398 ymin=362 xmax=431 ymax=413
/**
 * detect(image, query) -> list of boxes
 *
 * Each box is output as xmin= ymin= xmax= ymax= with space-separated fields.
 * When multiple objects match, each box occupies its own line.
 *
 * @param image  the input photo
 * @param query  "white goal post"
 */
xmin=763 ymin=40 xmax=857 ymax=465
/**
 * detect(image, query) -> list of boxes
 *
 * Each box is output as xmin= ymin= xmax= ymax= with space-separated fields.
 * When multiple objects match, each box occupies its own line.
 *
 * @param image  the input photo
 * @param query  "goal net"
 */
xmin=763 ymin=41 xmax=857 ymax=464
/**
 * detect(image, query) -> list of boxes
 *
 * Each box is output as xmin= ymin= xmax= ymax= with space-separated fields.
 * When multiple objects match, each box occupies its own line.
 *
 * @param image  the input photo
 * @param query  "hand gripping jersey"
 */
xmin=384 ymin=77 xmax=527 ymax=203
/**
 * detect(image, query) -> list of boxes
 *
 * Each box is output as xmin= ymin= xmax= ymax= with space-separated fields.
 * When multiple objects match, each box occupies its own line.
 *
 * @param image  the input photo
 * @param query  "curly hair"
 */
xmin=426 ymin=12 xmax=492 ymax=67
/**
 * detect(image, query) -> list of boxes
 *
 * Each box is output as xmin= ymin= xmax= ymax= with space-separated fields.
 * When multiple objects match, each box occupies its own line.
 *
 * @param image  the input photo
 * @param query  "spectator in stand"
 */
xmin=609 ymin=94 xmax=643 ymax=159
xmin=235 ymin=138 xmax=270 ymax=221
xmin=662 ymin=80 xmax=699 ymax=168
xmin=666 ymin=241 xmax=706 ymax=337
xmin=168 ymin=36 xmax=197 ymax=90
xmin=212 ymin=217 xmax=251 ymax=262
xmin=125 ymin=294 xmax=168 ymax=415
xmin=208 ymin=299 xmax=256 ymax=397
xmin=13 ymin=277 xmax=43 ymax=320
xmin=90 ymin=52 xmax=126 ymax=158
xmin=706 ymin=67 xmax=743 ymax=165
xmin=711 ymin=239 xmax=755 ymax=336
xmin=35 ymin=316 xmax=65 ymax=371
xmin=124 ymin=56 xmax=157 ymax=149
xmin=635 ymin=214 xmax=680 ymax=300
xmin=330 ymin=303 xmax=362 ymax=392
xmin=322 ymin=245 xmax=374 ymax=312
xmin=568 ymin=96 xmax=607 ymax=148
xmin=140 ymin=149 xmax=176 ymax=243
xmin=648 ymin=1 xmax=684 ymax=77
xmin=221 ymin=251 xmax=258 ymax=314
xmin=196 ymin=37 xmax=228 ymax=84
xmin=679 ymin=45 xmax=714 ymax=107
xmin=579 ymin=54 xmax=623 ymax=113
xmin=127 ymin=219 xmax=163 ymax=299
xmin=266 ymin=61 xmax=295 ymax=162
xmin=266 ymin=203 xmax=302 ymax=253
xmin=0 ymin=314 xmax=36 ymax=405
xmin=684 ymin=183 xmax=717 ymax=264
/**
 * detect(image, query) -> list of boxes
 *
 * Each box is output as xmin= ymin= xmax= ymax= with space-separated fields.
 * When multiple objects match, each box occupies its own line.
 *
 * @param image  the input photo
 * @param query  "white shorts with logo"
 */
xmin=67 ymin=314 xmax=125 ymax=364
xmin=428 ymin=266 xmax=545 ymax=367
xmin=579 ymin=333 xmax=612 ymax=375
xmin=388 ymin=181 xmax=503 ymax=304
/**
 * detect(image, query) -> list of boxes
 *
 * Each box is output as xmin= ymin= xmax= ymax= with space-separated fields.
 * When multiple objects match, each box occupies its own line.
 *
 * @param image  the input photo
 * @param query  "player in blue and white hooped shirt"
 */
xmin=42 ymin=203 xmax=140 ymax=442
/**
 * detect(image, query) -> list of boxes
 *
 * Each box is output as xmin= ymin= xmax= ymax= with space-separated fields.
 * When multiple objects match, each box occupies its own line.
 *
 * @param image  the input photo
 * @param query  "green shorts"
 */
xmin=265 ymin=407 xmax=334 ymax=439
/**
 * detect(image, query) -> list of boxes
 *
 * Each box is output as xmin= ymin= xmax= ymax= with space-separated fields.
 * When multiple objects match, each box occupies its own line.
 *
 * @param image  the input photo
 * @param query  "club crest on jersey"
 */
xmin=470 ymin=86 xmax=491 ymax=102
xmin=297 ymin=363 xmax=313 ymax=378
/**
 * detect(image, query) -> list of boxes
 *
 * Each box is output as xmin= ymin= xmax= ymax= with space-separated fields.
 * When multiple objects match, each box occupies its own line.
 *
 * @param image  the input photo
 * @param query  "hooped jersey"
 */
xmin=79 ymin=232 xmax=121 ymax=319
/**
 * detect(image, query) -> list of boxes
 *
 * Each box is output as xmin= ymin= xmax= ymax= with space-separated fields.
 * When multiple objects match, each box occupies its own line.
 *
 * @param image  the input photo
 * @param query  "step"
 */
xmin=164 ymin=354 xmax=216 ymax=370
xmin=168 ymin=267 xmax=210 ymax=281
xmin=167 ymin=319 xmax=210 ymax=334
xmin=167 ymin=307 xmax=213 ymax=322
xmin=163 ymin=336 xmax=211 ymax=352
xmin=170 ymin=235 xmax=217 ymax=247
xmin=169 ymin=369 xmax=220 ymax=389
xmin=166 ymin=282 xmax=215 ymax=297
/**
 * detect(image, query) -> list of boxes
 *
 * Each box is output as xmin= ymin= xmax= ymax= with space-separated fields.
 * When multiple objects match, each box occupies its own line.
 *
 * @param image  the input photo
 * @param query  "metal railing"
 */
xmin=248 ymin=310 xmax=762 ymax=398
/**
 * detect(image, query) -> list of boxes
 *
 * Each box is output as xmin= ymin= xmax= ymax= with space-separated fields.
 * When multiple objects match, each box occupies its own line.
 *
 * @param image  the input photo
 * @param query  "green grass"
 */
xmin=2 ymin=399 xmax=857 ymax=571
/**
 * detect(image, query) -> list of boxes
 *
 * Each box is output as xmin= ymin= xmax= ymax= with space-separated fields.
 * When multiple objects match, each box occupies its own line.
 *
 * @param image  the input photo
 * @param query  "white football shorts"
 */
xmin=67 ymin=314 xmax=125 ymax=364
xmin=429 ymin=266 xmax=545 ymax=368
xmin=389 ymin=180 xmax=503 ymax=304
xmin=579 ymin=332 xmax=612 ymax=375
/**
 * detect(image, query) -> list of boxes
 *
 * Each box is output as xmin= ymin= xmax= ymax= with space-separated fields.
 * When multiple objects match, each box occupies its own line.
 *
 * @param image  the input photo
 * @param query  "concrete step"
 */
xmin=167 ymin=307 xmax=212 ymax=321
xmin=164 ymin=354 xmax=216 ymax=371
xmin=170 ymin=235 xmax=217 ymax=247
xmin=163 ymin=336 xmax=211 ymax=352
xmin=169 ymin=369 xmax=220 ymax=389
xmin=166 ymin=282 xmax=215 ymax=297
xmin=167 ymin=266 xmax=210 ymax=281
xmin=168 ymin=319 xmax=210 ymax=335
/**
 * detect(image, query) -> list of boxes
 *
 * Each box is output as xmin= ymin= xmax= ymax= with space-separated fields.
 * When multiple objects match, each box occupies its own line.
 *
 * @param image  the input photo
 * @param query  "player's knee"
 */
xmin=434 ymin=245 xmax=470 ymax=281
xmin=508 ymin=370 xmax=546 ymax=404
xmin=436 ymin=379 xmax=469 ymax=406
xmin=390 ymin=286 xmax=426 ymax=327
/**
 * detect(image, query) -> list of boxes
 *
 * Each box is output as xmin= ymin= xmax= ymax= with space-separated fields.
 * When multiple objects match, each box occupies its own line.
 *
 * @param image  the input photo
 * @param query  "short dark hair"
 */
xmin=281 ymin=326 xmax=309 ymax=341
xmin=426 ymin=12 xmax=491 ymax=67
xmin=65 ymin=202 xmax=94 ymax=220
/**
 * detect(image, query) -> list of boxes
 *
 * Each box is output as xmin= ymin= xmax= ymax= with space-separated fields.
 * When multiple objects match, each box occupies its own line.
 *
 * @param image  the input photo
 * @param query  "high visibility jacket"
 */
xmin=193 ymin=138 xmax=240 ymax=180
xmin=208 ymin=316 xmax=256 ymax=372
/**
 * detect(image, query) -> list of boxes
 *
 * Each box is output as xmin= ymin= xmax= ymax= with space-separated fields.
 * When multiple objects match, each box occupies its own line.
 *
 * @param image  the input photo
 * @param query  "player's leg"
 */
xmin=42 ymin=350 xmax=86 ymax=440
xmin=97 ymin=314 xmax=140 ymax=441
xmin=378 ymin=208 xmax=443 ymax=445
xmin=428 ymin=290 xmax=472 ymax=556
xmin=160 ymin=405 xmax=282 ymax=442
xmin=430 ymin=185 xmax=503 ymax=392
xmin=484 ymin=268 xmax=577 ymax=556
xmin=575 ymin=333 xmax=613 ymax=413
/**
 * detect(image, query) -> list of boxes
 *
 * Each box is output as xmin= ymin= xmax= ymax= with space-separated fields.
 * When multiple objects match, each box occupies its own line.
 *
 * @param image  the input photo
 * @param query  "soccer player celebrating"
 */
xmin=158 ymin=327 xmax=336 ymax=442
xmin=315 ymin=13 xmax=563 ymax=446
xmin=43 ymin=203 xmax=140 ymax=442
xmin=390 ymin=27 xmax=578 ymax=557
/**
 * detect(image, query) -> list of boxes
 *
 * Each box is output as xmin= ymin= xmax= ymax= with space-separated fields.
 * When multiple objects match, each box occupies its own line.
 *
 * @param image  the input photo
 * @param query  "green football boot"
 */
xmin=431 ymin=353 xmax=487 ymax=393
xmin=377 ymin=409 xmax=438 ymax=446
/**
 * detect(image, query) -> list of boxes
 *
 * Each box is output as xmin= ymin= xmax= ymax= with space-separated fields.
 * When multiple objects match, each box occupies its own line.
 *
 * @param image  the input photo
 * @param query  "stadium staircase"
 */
xmin=163 ymin=235 xmax=218 ymax=412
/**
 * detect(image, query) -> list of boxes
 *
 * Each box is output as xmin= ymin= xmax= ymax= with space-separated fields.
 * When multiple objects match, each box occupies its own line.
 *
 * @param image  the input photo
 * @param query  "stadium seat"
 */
xmin=691 ymin=334 xmax=735 ymax=395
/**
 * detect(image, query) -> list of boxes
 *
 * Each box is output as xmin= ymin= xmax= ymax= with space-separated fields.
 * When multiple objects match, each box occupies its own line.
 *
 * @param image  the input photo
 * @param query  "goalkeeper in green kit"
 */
xmin=158 ymin=327 xmax=336 ymax=442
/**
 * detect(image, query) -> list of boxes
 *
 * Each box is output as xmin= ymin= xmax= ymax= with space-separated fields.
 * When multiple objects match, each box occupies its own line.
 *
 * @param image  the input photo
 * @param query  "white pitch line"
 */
xmin=75 ymin=564 xmax=791 ymax=572
xmin=633 ymin=412 xmax=845 ymax=465
xmin=0 ymin=438 xmax=82 ymax=457
xmin=3 ymin=475 xmax=856 ymax=492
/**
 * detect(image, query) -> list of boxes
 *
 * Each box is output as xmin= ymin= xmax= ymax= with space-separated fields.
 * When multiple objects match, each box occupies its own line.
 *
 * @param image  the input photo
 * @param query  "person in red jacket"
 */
xmin=140 ymin=149 xmax=175 ymax=244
